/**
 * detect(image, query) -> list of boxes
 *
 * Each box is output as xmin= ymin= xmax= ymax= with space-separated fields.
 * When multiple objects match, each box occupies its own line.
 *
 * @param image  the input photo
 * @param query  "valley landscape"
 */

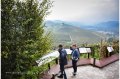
xmin=44 ymin=20 xmax=119 ymax=47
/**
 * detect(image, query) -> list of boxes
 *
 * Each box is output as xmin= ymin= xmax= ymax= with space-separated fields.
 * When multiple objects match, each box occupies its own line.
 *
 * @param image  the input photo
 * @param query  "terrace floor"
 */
xmin=41 ymin=54 xmax=119 ymax=79
xmin=55 ymin=61 xmax=119 ymax=79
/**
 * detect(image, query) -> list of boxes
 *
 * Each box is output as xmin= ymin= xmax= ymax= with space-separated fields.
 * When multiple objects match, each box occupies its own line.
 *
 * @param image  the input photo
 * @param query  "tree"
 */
xmin=1 ymin=0 xmax=52 ymax=79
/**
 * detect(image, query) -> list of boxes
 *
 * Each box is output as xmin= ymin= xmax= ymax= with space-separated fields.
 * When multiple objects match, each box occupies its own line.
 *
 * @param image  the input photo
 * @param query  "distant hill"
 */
xmin=70 ymin=21 xmax=119 ymax=36
xmin=45 ymin=20 xmax=106 ymax=46
xmin=94 ymin=21 xmax=119 ymax=35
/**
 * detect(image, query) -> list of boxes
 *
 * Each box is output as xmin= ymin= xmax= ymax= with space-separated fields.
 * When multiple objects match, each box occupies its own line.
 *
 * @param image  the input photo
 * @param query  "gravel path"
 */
xmin=55 ymin=61 xmax=119 ymax=79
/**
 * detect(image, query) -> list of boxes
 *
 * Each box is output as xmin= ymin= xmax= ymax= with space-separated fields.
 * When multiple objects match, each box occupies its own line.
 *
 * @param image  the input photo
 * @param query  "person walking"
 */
xmin=71 ymin=44 xmax=80 ymax=76
xmin=57 ymin=44 xmax=67 ymax=78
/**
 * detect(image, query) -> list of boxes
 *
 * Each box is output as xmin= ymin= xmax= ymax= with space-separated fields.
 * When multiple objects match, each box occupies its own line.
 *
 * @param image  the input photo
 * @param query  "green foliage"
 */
xmin=99 ymin=42 xmax=109 ymax=59
xmin=112 ymin=40 xmax=119 ymax=53
xmin=1 ymin=0 xmax=52 ymax=79
xmin=90 ymin=45 xmax=100 ymax=59
xmin=93 ymin=47 xmax=100 ymax=59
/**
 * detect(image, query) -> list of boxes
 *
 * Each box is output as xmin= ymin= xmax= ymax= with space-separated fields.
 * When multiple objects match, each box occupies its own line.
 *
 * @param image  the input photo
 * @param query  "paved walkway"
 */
xmin=41 ymin=54 xmax=119 ymax=79
xmin=55 ymin=61 xmax=119 ymax=79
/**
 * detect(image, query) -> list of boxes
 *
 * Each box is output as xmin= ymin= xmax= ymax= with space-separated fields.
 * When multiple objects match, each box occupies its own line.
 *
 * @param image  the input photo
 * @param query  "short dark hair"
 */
xmin=58 ymin=44 xmax=63 ymax=48
xmin=72 ymin=44 xmax=77 ymax=47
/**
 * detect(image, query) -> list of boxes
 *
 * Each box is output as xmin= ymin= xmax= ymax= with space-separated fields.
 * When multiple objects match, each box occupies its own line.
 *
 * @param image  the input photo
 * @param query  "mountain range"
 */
xmin=66 ymin=21 xmax=119 ymax=35
xmin=44 ymin=20 xmax=113 ymax=46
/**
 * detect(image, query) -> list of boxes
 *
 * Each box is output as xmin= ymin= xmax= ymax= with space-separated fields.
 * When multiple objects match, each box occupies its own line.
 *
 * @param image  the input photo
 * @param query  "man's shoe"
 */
xmin=57 ymin=75 xmax=63 ymax=78
xmin=73 ymin=72 xmax=77 ymax=76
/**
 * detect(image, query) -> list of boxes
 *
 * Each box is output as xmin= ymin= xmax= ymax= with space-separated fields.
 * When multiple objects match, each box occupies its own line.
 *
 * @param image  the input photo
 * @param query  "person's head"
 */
xmin=70 ymin=46 xmax=73 ymax=50
xmin=72 ymin=44 xmax=77 ymax=50
xmin=58 ymin=44 xmax=63 ymax=49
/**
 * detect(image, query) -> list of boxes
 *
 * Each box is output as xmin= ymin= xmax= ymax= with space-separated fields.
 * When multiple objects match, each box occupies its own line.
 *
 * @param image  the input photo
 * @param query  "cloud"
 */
xmin=46 ymin=0 xmax=119 ymax=24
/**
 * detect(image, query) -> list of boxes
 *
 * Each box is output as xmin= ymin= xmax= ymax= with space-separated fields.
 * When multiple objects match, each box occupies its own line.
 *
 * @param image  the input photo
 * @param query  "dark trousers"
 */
xmin=60 ymin=63 xmax=64 ymax=75
xmin=72 ymin=60 xmax=78 ymax=73
xmin=60 ymin=63 xmax=67 ymax=79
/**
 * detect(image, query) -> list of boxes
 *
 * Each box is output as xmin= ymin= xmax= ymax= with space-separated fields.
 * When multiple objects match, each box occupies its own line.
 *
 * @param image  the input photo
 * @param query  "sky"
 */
xmin=46 ymin=0 xmax=119 ymax=24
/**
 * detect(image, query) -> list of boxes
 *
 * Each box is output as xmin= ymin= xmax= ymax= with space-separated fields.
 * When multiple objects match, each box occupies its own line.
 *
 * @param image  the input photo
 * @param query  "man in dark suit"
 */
xmin=57 ymin=44 xmax=67 ymax=78
xmin=71 ymin=44 xmax=80 ymax=76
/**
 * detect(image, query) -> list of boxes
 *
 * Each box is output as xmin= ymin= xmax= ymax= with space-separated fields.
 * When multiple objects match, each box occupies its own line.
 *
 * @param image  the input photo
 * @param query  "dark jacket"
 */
xmin=58 ymin=48 xmax=67 ymax=65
